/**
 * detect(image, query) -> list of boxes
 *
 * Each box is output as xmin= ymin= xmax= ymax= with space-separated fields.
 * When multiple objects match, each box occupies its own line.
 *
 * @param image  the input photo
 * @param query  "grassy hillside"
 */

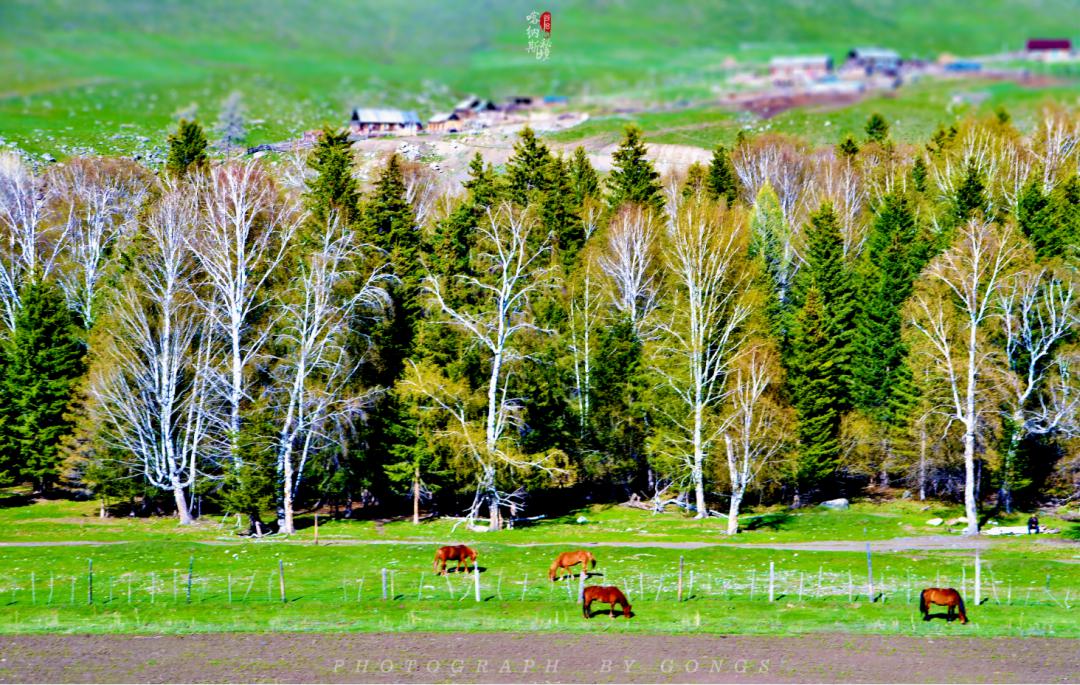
xmin=1 ymin=0 xmax=1079 ymax=156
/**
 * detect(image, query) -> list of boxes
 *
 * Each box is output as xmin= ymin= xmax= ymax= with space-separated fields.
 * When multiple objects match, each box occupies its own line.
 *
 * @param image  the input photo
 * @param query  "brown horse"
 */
xmin=433 ymin=545 xmax=477 ymax=575
xmin=920 ymin=587 xmax=968 ymax=624
xmin=549 ymin=550 xmax=597 ymax=581
xmin=583 ymin=585 xmax=632 ymax=619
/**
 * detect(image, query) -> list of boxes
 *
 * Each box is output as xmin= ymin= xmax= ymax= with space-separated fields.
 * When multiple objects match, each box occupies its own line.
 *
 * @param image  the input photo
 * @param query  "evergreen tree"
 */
xmin=790 ymin=286 xmax=842 ymax=501
xmin=837 ymin=135 xmax=860 ymax=159
xmin=165 ymin=119 xmax=208 ymax=178
xmin=706 ymin=144 xmax=739 ymax=206
xmin=0 ymin=281 xmax=85 ymax=492
xmin=541 ymin=155 xmax=583 ymax=267
xmin=953 ymin=159 xmax=987 ymax=225
xmin=851 ymin=193 xmax=924 ymax=420
xmin=607 ymin=125 xmax=663 ymax=213
xmin=588 ymin=316 xmax=650 ymax=486
xmin=865 ymin=112 xmax=889 ymax=143
xmin=430 ymin=153 xmax=494 ymax=279
xmin=504 ymin=126 xmax=553 ymax=205
xmin=1018 ymin=175 xmax=1080 ymax=262
xmin=800 ymin=203 xmax=857 ymax=409
xmin=568 ymin=146 xmax=599 ymax=207
xmin=910 ymin=156 xmax=928 ymax=194
xmin=305 ymin=127 xmax=360 ymax=228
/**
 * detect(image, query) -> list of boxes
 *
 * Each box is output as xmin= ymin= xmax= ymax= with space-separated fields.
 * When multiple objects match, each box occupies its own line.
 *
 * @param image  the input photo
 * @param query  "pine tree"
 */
xmin=430 ymin=153 xmax=494 ymax=279
xmin=588 ymin=316 xmax=650 ymax=485
xmin=865 ymin=112 xmax=889 ymax=143
xmin=1018 ymin=175 xmax=1080 ymax=262
xmin=504 ymin=126 xmax=553 ymax=206
xmin=541 ymin=155 xmax=583 ymax=267
xmin=607 ymin=125 xmax=663 ymax=213
xmin=851 ymin=193 xmax=924 ymax=420
xmin=800 ymin=203 xmax=857 ymax=409
xmin=953 ymin=159 xmax=987 ymax=226
xmin=790 ymin=286 xmax=842 ymax=501
xmin=165 ymin=119 xmax=208 ymax=177
xmin=706 ymin=144 xmax=739 ymax=206
xmin=749 ymin=184 xmax=796 ymax=360
xmin=568 ymin=146 xmax=599 ymax=207
xmin=910 ymin=156 xmax=928 ymax=194
xmin=305 ymin=127 xmax=360 ymax=228
xmin=0 ymin=281 xmax=85 ymax=492
xmin=838 ymin=135 xmax=860 ymax=158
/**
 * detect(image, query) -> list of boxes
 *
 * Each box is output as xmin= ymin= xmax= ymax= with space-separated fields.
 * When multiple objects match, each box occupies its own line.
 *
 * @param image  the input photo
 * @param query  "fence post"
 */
xmin=474 ymin=559 xmax=481 ymax=602
xmin=31 ymin=571 xmax=35 ymax=605
xmin=187 ymin=556 xmax=194 ymax=604
xmin=866 ymin=543 xmax=874 ymax=602
xmin=577 ymin=569 xmax=585 ymax=604
xmin=87 ymin=559 xmax=93 ymax=605
xmin=279 ymin=559 xmax=286 ymax=603
xmin=678 ymin=556 xmax=685 ymax=602
xmin=750 ymin=569 xmax=756 ymax=600
xmin=521 ymin=573 xmax=528 ymax=601
xmin=228 ymin=574 xmax=232 ymax=604
xmin=381 ymin=568 xmax=388 ymax=601
xmin=151 ymin=572 xmax=156 ymax=604
xmin=974 ymin=550 xmax=981 ymax=605
xmin=314 ymin=514 xmax=319 ymax=546
xmin=848 ymin=571 xmax=853 ymax=602
xmin=689 ymin=570 xmax=695 ymax=600
xmin=768 ymin=562 xmax=775 ymax=602
xmin=417 ymin=572 xmax=424 ymax=601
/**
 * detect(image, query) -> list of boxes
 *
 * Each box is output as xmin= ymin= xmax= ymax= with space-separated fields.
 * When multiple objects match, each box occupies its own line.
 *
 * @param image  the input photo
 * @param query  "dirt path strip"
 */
xmin=0 ymin=632 xmax=1076 ymax=683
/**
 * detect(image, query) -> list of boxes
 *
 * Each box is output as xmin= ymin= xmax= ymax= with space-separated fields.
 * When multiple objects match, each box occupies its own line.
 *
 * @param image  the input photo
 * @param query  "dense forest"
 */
xmin=2 ymin=109 xmax=1079 ymax=536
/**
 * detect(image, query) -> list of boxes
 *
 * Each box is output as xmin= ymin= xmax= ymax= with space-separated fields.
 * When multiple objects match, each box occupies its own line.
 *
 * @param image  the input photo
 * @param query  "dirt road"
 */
xmin=1 ymin=632 xmax=1076 ymax=683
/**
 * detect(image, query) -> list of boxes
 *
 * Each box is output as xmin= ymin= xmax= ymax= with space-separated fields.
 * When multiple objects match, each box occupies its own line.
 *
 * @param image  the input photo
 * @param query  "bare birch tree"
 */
xmin=420 ymin=203 xmax=559 ymax=528
xmin=652 ymin=202 xmax=753 ymax=519
xmin=190 ymin=161 xmax=301 ymax=466
xmin=995 ymin=268 xmax=1080 ymax=512
xmin=0 ymin=152 xmax=64 ymax=330
xmin=598 ymin=205 xmax=660 ymax=333
xmin=90 ymin=182 xmax=213 ymax=524
xmin=722 ymin=345 xmax=789 ymax=534
xmin=908 ymin=219 xmax=1021 ymax=535
xmin=270 ymin=215 xmax=391 ymax=534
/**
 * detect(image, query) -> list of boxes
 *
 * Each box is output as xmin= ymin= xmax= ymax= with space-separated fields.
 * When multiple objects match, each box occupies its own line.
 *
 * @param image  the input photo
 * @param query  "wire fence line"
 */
xmin=0 ymin=563 xmax=1073 ymax=609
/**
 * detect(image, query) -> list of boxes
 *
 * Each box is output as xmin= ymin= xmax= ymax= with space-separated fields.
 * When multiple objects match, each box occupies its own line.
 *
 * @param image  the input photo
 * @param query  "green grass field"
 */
xmin=1 ymin=496 xmax=1078 ymax=637
xmin=4 ymin=0 xmax=1080 ymax=157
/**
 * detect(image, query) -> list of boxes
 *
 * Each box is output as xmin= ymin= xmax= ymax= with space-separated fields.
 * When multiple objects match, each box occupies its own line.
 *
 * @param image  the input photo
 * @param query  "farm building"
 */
xmin=1026 ymin=38 xmax=1073 ymax=61
xmin=348 ymin=108 xmax=423 ymax=136
xmin=844 ymin=47 xmax=901 ymax=76
xmin=427 ymin=111 xmax=462 ymax=133
xmin=452 ymin=96 xmax=499 ymax=120
xmin=768 ymin=55 xmax=833 ymax=86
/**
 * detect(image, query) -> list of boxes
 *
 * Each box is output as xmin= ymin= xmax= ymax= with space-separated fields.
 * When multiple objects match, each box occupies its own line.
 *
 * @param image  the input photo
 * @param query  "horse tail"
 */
xmin=956 ymin=592 xmax=967 ymax=622
xmin=918 ymin=589 xmax=927 ymax=615
xmin=433 ymin=552 xmax=440 ymax=574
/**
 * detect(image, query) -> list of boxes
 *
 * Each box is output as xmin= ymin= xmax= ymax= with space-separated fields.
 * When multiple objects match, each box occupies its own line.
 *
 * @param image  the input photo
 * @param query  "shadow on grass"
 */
xmin=743 ymin=512 xmax=794 ymax=531
xmin=552 ymin=571 xmax=604 ymax=582
xmin=584 ymin=608 xmax=636 ymax=619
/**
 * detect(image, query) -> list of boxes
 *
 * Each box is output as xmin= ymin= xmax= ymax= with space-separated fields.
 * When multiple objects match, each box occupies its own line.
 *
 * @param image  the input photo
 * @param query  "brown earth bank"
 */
xmin=0 ymin=633 xmax=1077 ymax=684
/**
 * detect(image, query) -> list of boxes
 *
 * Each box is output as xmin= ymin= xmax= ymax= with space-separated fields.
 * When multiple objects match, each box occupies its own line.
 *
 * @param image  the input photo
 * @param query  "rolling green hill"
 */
xmin=1 ymin=0 xmax=1078 ymax=155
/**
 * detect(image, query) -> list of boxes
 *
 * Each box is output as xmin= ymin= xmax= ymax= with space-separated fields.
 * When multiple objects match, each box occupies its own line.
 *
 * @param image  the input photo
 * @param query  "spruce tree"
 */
xmin=607 ymin=125 xmax=663 ymax=213
xmin=791 ymin=286 xmax=842 ymax=501
xmin=706 ymin=144 xmax=739 ymax=206
xmin=749 ymin=184 xmax=796 ymax=360
xmin=165 ymin=119 xmax=208 ymax=178
xmin=910 ymin=156 xmax=928 ymax=194
xmin=851 ymin=193 xmax=924 ymax=420
xmin=0 ymin=281 xmax=85 ymax=492
xmin=953 ymin=159 xmax=987 ymax=226
xmin=800 ymin=203 xmax=857 ymax=409
xmin=568 ymin=146 xmax=599 ymax=207
xmin=865 ymin=112 xmax=889 ymax=143
xmin=838 ymin=135 xmax=860 ymax=159
xmin=1019 ymin=175 xmax=1080 ymax=262
xmin=504 ymin=126 xmax=553 ymax=206
xmin=541 ymin=155 xmax=583 ymax=267
xmin=305 ymin=127 xmax=360 ymax=228
xmin=431 ymin=153 xmax=494 ymax=279
xmin=588 ymin=316 xmax=650 ymax=485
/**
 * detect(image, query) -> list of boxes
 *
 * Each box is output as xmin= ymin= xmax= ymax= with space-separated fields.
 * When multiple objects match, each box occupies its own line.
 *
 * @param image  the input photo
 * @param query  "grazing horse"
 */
xmin=549 ymin=550 xmax=597 ymax=581
xmin=920 ymin=587 xmax=968 ymax=624
xmin=583 ymin=585 xmax=632 ymax=619
xmin=433 ymin=545 xmax=477 ymax=575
